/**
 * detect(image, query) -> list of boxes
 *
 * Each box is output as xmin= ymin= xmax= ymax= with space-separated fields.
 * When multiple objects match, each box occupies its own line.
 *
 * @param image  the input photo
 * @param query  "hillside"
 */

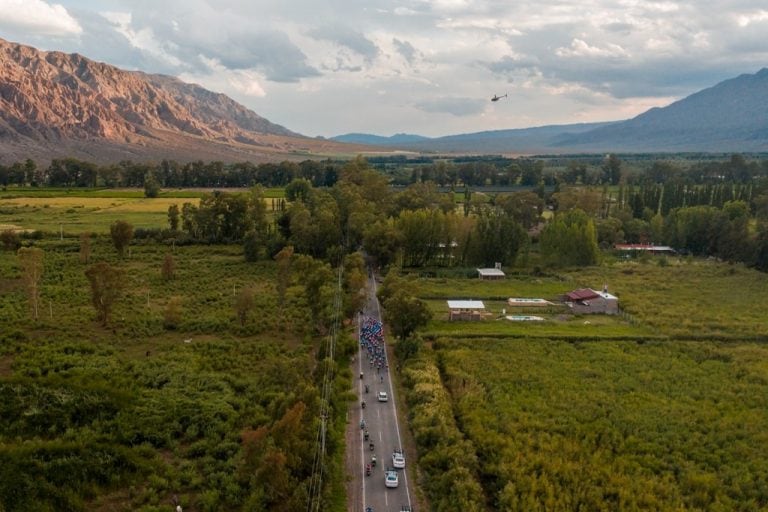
xmin=0 ymin=38 xmax=367 ymax=163
xmin=555 ymin=68 xmax=768 ymax=152
xmin=332 ymin=123 xmax=614 ymax=154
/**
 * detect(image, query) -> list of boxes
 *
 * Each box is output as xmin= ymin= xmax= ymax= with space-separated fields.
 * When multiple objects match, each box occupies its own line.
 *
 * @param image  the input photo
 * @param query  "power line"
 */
xmin=306 ymin=260 xmax=345 ymax=512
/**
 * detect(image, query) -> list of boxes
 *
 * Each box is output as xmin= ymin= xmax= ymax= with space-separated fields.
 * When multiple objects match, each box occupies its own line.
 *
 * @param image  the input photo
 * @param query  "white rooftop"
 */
xmin=595 ymin=290 xmax=618 ymax=300
xmin=447 ymin=300 xmax=485 ymax=310
xmin=477 ymin=268 xmax=505 ymax=276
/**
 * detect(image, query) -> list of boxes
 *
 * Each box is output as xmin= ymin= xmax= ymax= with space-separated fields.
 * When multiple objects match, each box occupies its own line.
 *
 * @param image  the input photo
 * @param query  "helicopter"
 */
xmin=491 ymin=93 xmax=507 ymax=102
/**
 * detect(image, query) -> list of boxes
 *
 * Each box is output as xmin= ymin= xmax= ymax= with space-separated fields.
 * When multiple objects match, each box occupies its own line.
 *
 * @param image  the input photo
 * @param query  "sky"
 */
xmin=1 ymin=0 xmax=767 ymax=138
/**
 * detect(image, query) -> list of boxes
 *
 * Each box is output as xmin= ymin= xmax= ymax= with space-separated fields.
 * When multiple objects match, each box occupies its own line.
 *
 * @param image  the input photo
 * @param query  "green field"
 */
xmin=0 ymin=188 xmax=286 ymax=234
xmin=411 ymin=260 xmax=768 ymax=339
xmin=433 ymin=338 xmax=768 ymax=511
xmin=0 ymin=239 xmax=352 ymax=511
xmin=400 ymin=260 xmax=768 ymax=511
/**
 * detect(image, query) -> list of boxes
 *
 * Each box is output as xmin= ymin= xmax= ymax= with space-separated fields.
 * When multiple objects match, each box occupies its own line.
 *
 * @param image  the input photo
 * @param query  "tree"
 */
xmin=168 ymin=204 xmax=180 ymax=231
xmin=602 ymin=154 xmax=622 ymax=185
xmin=467 ymin=207 xmax=527 ymax=267
xmin=17 ymin=247 xmax=44 ymax=320
xmin=383 ymin=289 xmax=432 ymax=340
xmin=495 ymin=191 xmax=543 ymax=229
xmin=285 ymin=178 xmax=313 ymax=202
xmin=144 ymin=172 xmax=161 ymax=198
xmin=79 ymin=232 xmax=92 ymax=264
xmin=235 ymin=286 xmax=255 ymax=326
xmin=163 ymin=296 xmax=183 ymax=329
xmin=274 ymin=245 xmax=294 ymax=305
xmin=343 ymin=251 xmax=367 ymax=318
xmin=161 ymin=253 xmax=176 ymax=280
xmin=294 ymin=255 xmax=334 ymax=332
xmin=540 ymin=209 xmax=600 ymax=267
xmin=244 ymin=186 xmax=270 ymax=257
xmin=110 ymin=220 xmax=134 ymax=258
xmin=84 ymin=262 xmax=125 ymax=325
xmin=362 ymin=218 xmax=402 ymax=269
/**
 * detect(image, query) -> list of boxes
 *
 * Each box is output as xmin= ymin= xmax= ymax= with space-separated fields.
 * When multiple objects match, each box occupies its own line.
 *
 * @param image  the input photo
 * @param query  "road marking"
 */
xmin=373 ymin=276 xmax=413 ymax=509
xmin=357 ymin=312 xmax=367 ymax=510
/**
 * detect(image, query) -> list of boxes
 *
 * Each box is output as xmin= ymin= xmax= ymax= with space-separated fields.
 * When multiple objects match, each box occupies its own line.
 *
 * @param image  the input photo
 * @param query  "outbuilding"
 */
xmin=477 ymin=268 xmax=505 ymax=280
xmin=447 ymin=300 xmax=486 ymax=321
xmin=564 ymin=288 xmax=619 ymax=315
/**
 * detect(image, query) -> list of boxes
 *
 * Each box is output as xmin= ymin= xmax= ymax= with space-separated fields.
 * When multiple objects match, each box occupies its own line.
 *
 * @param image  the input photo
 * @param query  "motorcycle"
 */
xmin=365 ymin=464 xmax=371 ymax=476
xmin=371 ymin=454 xmax=377 ymax=467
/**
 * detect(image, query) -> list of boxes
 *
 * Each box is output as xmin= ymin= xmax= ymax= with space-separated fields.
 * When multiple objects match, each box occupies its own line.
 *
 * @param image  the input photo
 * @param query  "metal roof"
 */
xmin=566 ymin=289 xmax=600 ymax=301
xmin=477 ymin=268 xmax=505 ymax=276
xmin=447 ymin=300 xmax=485 ymax=309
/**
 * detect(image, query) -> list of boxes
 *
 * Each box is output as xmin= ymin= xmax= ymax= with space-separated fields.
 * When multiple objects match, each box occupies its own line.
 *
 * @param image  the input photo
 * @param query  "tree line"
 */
xmin=4 ymin=153 xmax=768 ymax=191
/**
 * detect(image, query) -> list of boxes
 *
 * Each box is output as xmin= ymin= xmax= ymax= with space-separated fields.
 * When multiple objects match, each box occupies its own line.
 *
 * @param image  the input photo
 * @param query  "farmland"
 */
xmin=0 ymin=237 xmax=354 ymax=511
xmin=397 ymin=259 xmax=768 ymax=511
xmin=0 ymin=188 xmax=285 ymax=234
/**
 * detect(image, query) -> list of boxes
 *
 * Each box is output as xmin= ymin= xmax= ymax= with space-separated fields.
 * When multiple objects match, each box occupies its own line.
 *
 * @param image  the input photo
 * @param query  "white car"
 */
xmin=392 ymin=449 xmax=406 ymax=469
xmin=377 ymin=391 xmax=388 ymax=402
xmin=385 ymin=469 xmax=399 ymax=488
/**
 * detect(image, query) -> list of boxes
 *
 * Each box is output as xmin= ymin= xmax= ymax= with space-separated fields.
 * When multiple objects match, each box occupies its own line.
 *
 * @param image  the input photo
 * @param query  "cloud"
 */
xmin=97 ymin=5 xmax=320 ymax=83
xmin=180 ymin=56 xmax=266 ymax=97
xmin=307 ymin=24 xmax=379 ymax=62
xmin=736 ymin=9 xmax=768 ymax=27
xmin=393 ymin=38 xmax=417 ymax=64
xmin=555 ymin=38 xmax=629 ymax=58
xmin=414 ymin=97 xmax=486 ymax=116
xmin=0 ymin=0 xmax=81 ymax=36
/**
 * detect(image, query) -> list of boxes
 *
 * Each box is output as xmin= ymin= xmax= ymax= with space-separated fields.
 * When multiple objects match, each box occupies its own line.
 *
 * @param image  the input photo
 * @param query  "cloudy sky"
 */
xmin=1 ymin=0 xmax=767 ymax=137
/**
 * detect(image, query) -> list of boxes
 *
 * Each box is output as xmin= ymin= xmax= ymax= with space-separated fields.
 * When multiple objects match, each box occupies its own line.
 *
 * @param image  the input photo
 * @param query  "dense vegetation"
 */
xmin=0 ymin=238 xmax=356 ymax=510
xmin=436 ymin=338 xmax=768 ymax=511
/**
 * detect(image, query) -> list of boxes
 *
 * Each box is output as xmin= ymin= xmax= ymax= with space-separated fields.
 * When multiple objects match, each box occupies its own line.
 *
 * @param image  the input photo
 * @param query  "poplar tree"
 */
xmin=18 ymin=247 xmax=44 ymax=320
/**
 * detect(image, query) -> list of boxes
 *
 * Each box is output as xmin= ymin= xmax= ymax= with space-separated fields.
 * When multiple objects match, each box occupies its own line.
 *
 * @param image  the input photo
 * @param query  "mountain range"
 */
xmin=334 ymin=69 xmax=768 ymax=154
xmin=0 ymin=37 xmax=367 ymax=164
xmin=1 ymin=36 xmax=767 ymax=164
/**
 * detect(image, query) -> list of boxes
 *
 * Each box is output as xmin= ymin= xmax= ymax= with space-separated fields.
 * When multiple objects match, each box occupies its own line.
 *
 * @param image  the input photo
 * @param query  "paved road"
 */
xmin=355 ymin=274 xmax=413 ymax=512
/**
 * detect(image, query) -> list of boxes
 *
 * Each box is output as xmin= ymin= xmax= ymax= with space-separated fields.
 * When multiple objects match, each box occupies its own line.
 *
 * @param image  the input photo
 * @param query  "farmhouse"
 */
xmin=447 ymin=300 xmax=486 ymax=321
xmin=477 ymin=268 xmax=505 ymax=280
xmin=564 ymin=288 xmax=619 ymax=315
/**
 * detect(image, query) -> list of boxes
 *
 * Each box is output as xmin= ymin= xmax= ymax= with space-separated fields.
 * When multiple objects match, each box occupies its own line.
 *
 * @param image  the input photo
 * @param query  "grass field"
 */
xmin=0 ymin=188 xmax=286 ymax=234
xmin=410 ymin=259 xmax=768 ymax=339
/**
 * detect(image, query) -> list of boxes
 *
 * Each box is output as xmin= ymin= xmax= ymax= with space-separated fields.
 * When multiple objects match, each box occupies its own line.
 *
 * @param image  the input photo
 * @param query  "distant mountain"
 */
xmin=555 ymin=68 xmax=768 ymax=152
xmin=333 ymin=123 xmax=614 ymax=153
xmin=332 ymin=133 xmax=430 ymax=145
xmin=332 ymin=70 xmax=768 ymax=154
xmin=0 ymin=37 xmax=367 ymax=163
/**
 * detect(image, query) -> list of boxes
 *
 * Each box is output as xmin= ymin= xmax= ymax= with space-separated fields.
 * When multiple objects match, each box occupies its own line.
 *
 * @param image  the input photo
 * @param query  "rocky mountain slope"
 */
xmin=0 ymin=38 xmax=362 ymax=163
